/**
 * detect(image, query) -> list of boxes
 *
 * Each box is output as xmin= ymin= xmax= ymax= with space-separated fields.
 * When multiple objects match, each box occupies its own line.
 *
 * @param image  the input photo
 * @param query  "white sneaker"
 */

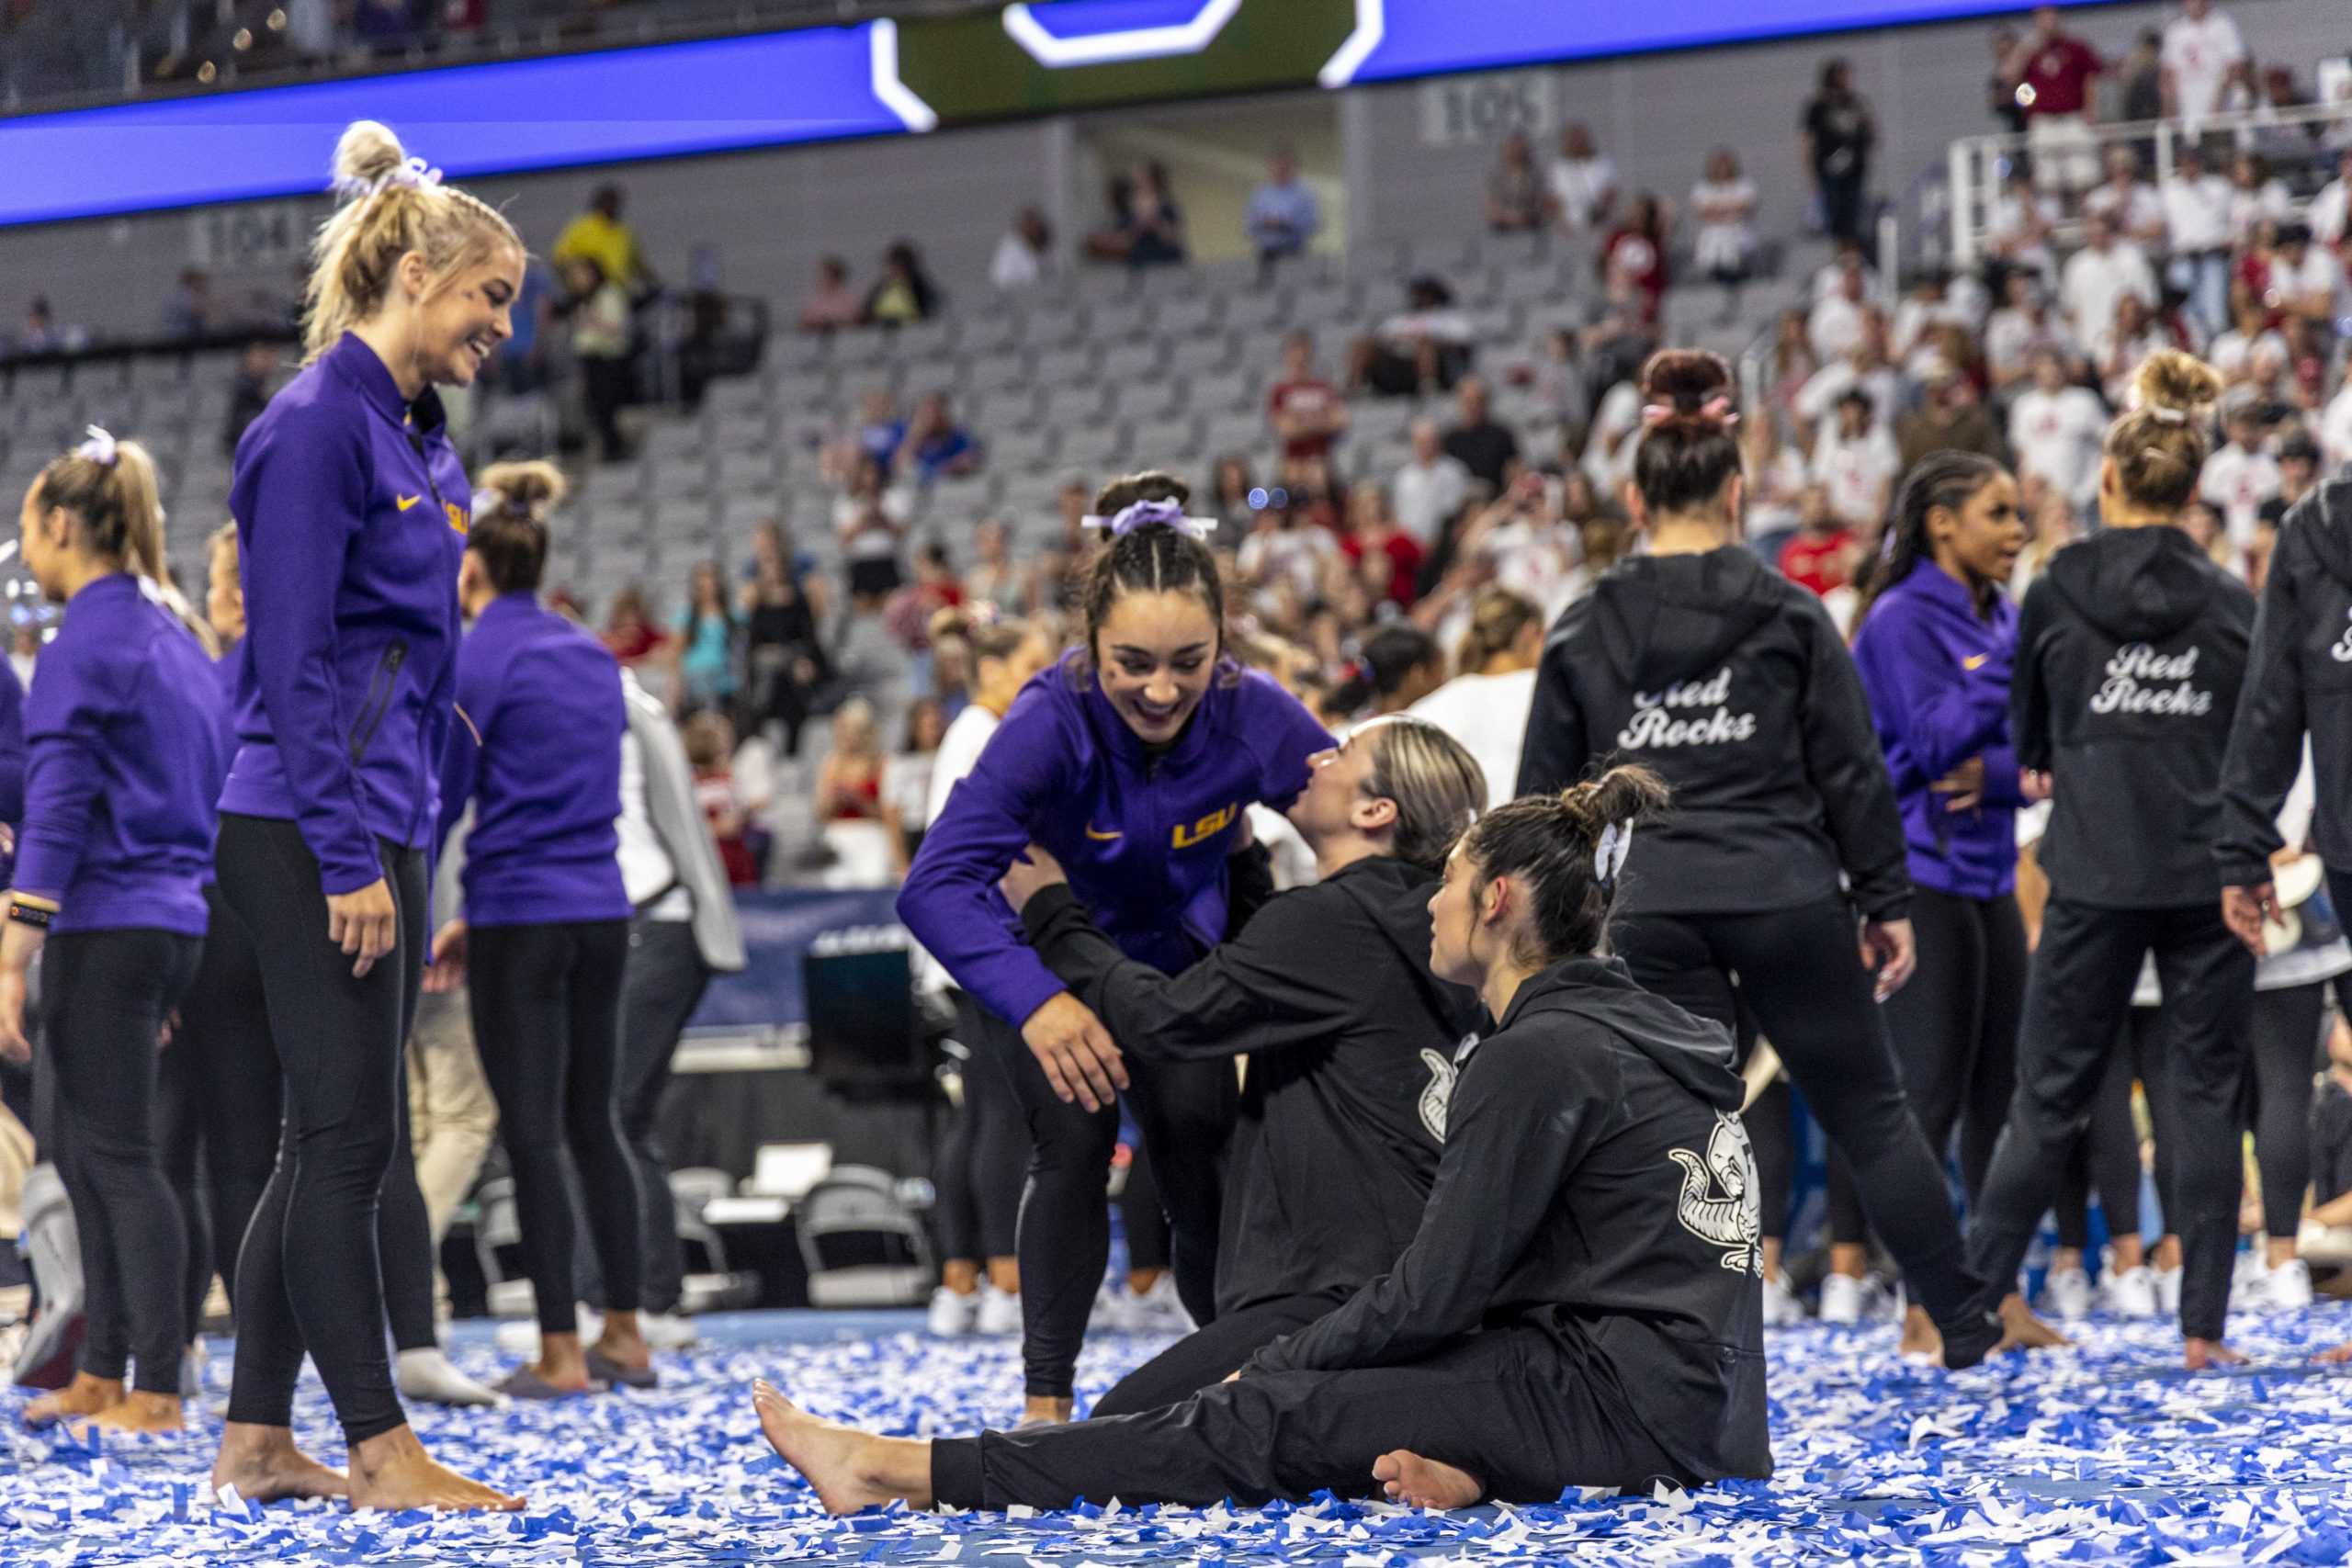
xmin=2154 ymin=1265 xmax=2183 ymax=1316
xmin=2261 ymin=1257 xmax=2314 ymax=1312
xmin=2042 ymin=1266 xmax=2095 ymax=1320
xmin=1818 ymin=1272 xmax=1866 ymax=1325
xmin=2230 ymin=1250 xmax=2266 ymax=1312
xmin=1759 ymin=1270 xmax=1804 ymax=1326
xmin=926 ymin=1286 xmax=979 ymax=1337
xmin=493 ymin=1303 xmax=603 ymax=1356
xmin=975 ymin=1285 xmax=1023 ymax=1337
xmin=1125 ymin=1275 xmax=1196 ymax=1335
xmin=639 ymin=1310 xmax=699 ymax=1350
xmin=2105 ymin=1264 xmax=2161 ymax=1318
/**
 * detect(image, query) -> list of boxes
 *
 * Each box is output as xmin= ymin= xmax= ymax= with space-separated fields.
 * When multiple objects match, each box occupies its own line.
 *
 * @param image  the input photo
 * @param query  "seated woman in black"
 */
xmin=996 ymin=715 xmax=1489 ymax=1418
xmin=749 ymin=764 xmax=1771 ymax=1511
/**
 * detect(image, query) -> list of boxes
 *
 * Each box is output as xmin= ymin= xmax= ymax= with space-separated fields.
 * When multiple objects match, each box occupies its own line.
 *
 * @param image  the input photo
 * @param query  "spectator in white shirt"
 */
xmin=2007 ymin=349 xmax=2109 ymax=507
xmin=2321 ymin=379 xmax=2352 ymax=471
xmin=1689 ymin=148 xmax=1758 ymax=293
xmin=2083 ymin=146 xmax=2167 ymax=249
xmin=1391 ymin=418 xmax=1474 ymax=550
xmin=1892 ymin=270 xmax=1977 ymax=369
xmin=1809 ymin=264 xmax=1870 ymax=363
xmin=1811 ymin=388 xmax=1900 ymax=530
xmin=1984 ymin=272 xmax=2080 ymax=389
xmin=2309 ymin=147 xmax=2352 ymax=251
xmin=1796 ymin=318 xmax=1901 ymax=438
xmin=2209 ymin=296 xmax=2288 ymax=383
xmin=1405 ymin=587 xmax=1544 ymax=810
xmin=2160 ymin=141 xmax=2235 ymax=335
xmin=2059 ymin=211 xmax=2158 ymax=349
xmin=2227 ymin=150 xmax=2293 ymax=248
xmin=1985 ymin=171 xmax=2061 ymax=284
xmin=2272 ymin=223 xmax=2348 ymax=327
xmin=1545 ymin=122 xmax=1618 ymax=235
xmin=1811 ymin=240 xmax=1873 ymax=305
xmin=989 ymin=208 xmax=1053 ymax=291
xmin=2093 ymin=293 xmax=2170 ymax=407
xmin=2160 ymin=0 xmax=2246 ymax=129
xmin=2201 ymin=403 xmax=2282 ymax=549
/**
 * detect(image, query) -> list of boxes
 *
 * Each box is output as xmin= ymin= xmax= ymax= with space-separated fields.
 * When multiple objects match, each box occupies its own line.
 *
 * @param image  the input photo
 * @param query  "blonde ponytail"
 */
xmin=304 ymin=119 xmax=522 ymax=363
xmin=32 ymin=437 xmax=218 ymax=656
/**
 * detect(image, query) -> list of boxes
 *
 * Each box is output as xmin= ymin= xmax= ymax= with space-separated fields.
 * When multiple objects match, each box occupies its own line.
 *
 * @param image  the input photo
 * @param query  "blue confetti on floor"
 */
xmin=10 ymin=1303 xmax=2352 ymax=1563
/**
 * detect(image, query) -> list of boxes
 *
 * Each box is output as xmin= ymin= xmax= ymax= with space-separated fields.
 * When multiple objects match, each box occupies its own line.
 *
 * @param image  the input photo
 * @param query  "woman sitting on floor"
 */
xmin=751 ymin=764 xmax=1771 ymax=1511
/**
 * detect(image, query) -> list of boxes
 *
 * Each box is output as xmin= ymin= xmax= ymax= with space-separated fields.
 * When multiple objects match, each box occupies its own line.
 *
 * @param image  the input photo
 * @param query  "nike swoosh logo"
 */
xmin=1962 ymin=653 xmax=1989 ymax=671
xmin=396 ymin=495 xmax=424 ymax=513
xmin=1085 ymin=826 xmax=1122 ymax=841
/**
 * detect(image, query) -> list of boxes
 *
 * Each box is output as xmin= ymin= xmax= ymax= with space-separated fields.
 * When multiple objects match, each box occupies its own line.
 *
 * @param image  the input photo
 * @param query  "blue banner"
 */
xmin=687 ymin=887 xmax=903 ymax=1032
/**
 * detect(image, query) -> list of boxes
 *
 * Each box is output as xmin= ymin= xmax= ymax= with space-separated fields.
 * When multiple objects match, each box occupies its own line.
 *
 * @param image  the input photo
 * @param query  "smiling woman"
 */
xmin=208 ymin=119 xmax=526 ymax=1517
xmin=897 ymin=469 xmax=1333 ymax=1426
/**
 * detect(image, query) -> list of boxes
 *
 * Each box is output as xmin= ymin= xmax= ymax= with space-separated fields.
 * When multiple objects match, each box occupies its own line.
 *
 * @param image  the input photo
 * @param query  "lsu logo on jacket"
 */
xmin=1171 ymin=803 xmax=1238 ymax=849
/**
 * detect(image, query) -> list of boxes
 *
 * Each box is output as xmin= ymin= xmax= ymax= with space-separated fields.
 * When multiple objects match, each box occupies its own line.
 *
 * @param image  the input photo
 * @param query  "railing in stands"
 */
xmin=1947 ymin=100 xmax=2351 ymax=268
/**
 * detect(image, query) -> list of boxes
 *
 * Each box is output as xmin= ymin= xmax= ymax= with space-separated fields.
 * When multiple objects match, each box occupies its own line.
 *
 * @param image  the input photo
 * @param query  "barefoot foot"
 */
xmin=2317 ymin=1339 xmax=2352 ymax=1365
xmin=752 ymin=1379 xmax=926 ymax=1514
xmin=25 ymin=1373 xmax=124 ymax=1429
xmin=1898 ymin=1305 xmax=1940 ymax=1360
xmin=348 ymin=1426 xmax=523 ymax=1512
xmin=1018 ymin=1394 xmax=1074 ymax=1429
xmin=210 ymin=1423 xmax=351 ymax=1505
xmin=1373 ymin=1450 xmax=1483 ymax=1509
xmin=2184 ymin=1337 xmax=2249 ymax=1371
xmin=1993 ymin=1293 xmax=2072 ymax=1355
xmin=84 ymin=1390 xmax=183 ymax=1434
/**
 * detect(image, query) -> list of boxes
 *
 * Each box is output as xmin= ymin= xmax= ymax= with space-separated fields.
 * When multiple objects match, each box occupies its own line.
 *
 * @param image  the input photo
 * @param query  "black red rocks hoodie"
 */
xmin=2219 ymin=477 xmax=2352 ymax=885
xmin=1021 ymin=855 xmax=1483 ymax=1315
xmin=1243 ymin=956 xmax=1771 ymax=1485
xmin=1517 ymin=545 xmax=1910 ymax=920
xmin=2018 ymin=523 xmax=2254 ymax=909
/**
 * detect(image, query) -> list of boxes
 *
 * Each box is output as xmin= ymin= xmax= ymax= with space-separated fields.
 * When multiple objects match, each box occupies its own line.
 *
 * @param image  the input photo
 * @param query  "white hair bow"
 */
xmin=334 ymin=155 xmax=443 ymax=201
xmin=1594 ymin=820 xmax=1634 ymax=886
xmin=74 ymin=425 xmax=118 ymax=468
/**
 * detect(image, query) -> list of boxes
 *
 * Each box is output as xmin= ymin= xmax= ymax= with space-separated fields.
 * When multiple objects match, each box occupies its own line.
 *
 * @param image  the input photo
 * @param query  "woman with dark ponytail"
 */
xmin=1517 ymin=349 xmax=2012 ymax=1368
xmin=899 ymin=470 xmax=1333 ymax=1425
xmin=1325 ymin=624 xmax=1445 ymax=723
xmin=1818 ymin=454 xmax=2030 ymax=1341
xmin=758 ymin=764 xmax=1770 ymax=1511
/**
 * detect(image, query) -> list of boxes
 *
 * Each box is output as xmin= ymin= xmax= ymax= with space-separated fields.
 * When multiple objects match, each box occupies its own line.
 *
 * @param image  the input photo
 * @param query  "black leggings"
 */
xmin=2245 ymin=983 xmax=2332 ymax=1241
xmin=1091 ymin=1292 xmax=1337 ymax=1419
xmin=1824 ymin=887 xmax=2026 ymax=1247
xmin=615 ymin=917 xmax=714 ymax=1318
xmin=218 ymin=814 xmax=424 ymax=1445
xmin=46 ymin=929 xmax=202 ymax=1395
xmin=1613 ymin=898 xmax=1983 ymax=1326
xmin=1746 ymin=1077 xmax=1795 ymax=1245
xmin=1969 ymin=898 xmax=2252 ymax=1342
xmin=1121 ymin=1136 xmax=1171 ymax=1274
xmin=469 ymin=919 xmax=640 ymax=1337
xmin=936 ymin=993 xmax=1029 ymax=1267
xmin=2050 ymin=1024 xmax=2152 ymax=1250
xmin=988 ymin=1018 xmax=1234 ymax=1400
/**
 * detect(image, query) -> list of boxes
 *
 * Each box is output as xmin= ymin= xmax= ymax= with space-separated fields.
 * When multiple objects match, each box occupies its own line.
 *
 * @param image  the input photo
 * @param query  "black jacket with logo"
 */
xmin=2018 ymin=524 xmax=2254 ymax=909
xmin=2219 ymin=477 xmax=2352 ymax=885
xmin=1021 ymin=855 xmax=1484 ymax=1315
xmin=1244 ymin=956 xmax=1770 ymax=1483
xmin=1517 ymin=546 xmax=1910 ymax=919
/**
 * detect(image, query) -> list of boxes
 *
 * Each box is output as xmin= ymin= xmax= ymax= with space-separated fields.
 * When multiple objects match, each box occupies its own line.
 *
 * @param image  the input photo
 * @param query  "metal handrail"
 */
xmin=1948 ymin=99 xmax=2351 ymax=265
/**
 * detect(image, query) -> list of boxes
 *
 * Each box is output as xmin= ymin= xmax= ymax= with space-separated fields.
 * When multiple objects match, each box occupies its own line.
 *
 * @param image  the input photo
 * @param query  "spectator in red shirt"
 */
xmin=1778 ymin=485 xmax=1858 ymax=597
xmin=602 ymin=583 xmax=673 ymax=665
xmin=1600 ymin=192 xmax=1669 ymax=328
xmin=1266 ymin=329 xmax=1350 ymax=463
xmin=2008 ymin=6 xmax=2102 ymax=192
xmin=1340 ymin=484 xmax=1426 ymax=611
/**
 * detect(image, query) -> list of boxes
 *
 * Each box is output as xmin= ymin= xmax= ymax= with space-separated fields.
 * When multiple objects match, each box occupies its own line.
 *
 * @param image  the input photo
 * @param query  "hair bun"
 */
xmin=332 ymin=119 xmax=408 ymax=192
xmin=475 ymin=458 xmax=568 ymax=521
xmin=1637 ymin=349 xmax=1735 ymax=417
xmin=2130 ymin=349 xmax=2222 ymax=421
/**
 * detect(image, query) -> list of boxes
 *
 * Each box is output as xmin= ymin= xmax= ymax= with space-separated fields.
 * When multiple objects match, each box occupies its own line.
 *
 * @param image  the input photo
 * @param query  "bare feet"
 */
xmin=25 ymin=1373 xmax=123 ymax=1429
xmin=1373 ymin=1450 xmax=1483 ymax=1509
xmin=1020 ymin=1394 xmax=1075 ymax=1427
xmin=1993 ymin=1293 xmax=2072 ymax=1356
xmin=85 ymin=1390 xmax=183 ymax=1434
xmin=2316 ymin=1340 xmax=2352 ymax=1365
xmin=527 ymin=1331 xmax=600 ymax=1394
xmin=592 ymin=1322 xmax=652 ymax=1375
xmin=2184 ymin=1337 xmax=2249 ymax=1371
xmin=1898 ymin=1305 xmax=1940 ymax=1359
xmin=211 ymin=1423 xmax=352 ymax=1506
xmin=752 ymin=1379 xmax=932 ymax=1514
xmin=348 ymin=1426 xmax=524 ymax=1512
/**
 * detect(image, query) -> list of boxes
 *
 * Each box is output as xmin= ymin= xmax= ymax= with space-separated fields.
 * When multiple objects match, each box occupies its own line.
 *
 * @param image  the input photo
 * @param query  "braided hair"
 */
xmin=1848 ymin=451 xmax=2007 ymax=637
